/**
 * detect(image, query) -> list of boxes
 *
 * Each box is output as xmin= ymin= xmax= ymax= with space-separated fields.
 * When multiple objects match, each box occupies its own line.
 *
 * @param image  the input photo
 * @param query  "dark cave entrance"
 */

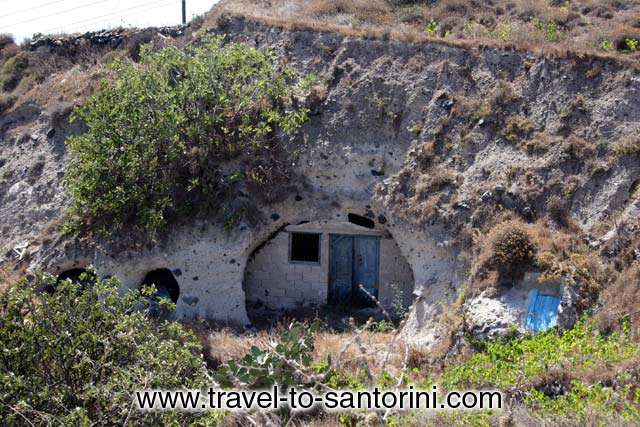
xmin=140 ymin=268 xmax=180 ymax=303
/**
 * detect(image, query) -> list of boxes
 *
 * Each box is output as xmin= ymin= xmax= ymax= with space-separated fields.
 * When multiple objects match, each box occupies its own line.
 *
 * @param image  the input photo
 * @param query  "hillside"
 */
xmin=1 ymin=1 xmax=640 ymax=425
xmin=211 ymin=0 xmax=640 ymax=63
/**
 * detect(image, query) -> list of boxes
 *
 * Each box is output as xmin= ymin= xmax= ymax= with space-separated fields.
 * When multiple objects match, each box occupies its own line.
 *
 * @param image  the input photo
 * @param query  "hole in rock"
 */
xmin=140 ymin=268 xmax=180 ymax=303
xmin=347 ymin=213 xmax=375 ymax=229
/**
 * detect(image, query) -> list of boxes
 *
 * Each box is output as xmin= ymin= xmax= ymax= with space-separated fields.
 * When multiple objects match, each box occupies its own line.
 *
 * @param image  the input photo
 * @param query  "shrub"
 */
xmin=0 ymin=33 xmax=14 ymax=49
xmin=0 ymin=92 xmax=16 ymax=113
xmin=492 ymin=225 xmax=537 ymax=271
xmin=64 ymin=36 xmax=313 ymax=234
xmin=613 ymin=136 xmax=640 ymax=156
xmin=0 ymin=272 xmax=213 ymax=425
xmin=0 ymin=51 xmax=29 ymax=91
xmin=425 ymin=19 xmax=440 ymax=36
xmin=504 ymin=115 xmax=534 ymax=143
xmin=598 ymin=263 xmax=640 ymax=336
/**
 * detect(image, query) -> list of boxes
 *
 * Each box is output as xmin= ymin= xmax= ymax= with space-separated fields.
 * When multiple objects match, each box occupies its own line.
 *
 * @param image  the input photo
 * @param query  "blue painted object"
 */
xmin=329 ymin=235 xmax=380 ymax=306
xmin=352 ymin=236 xmax=380 ymax=305
xmin=524 ymin=289 xmax=561 ymax=332
xmin=329 ymin=235 xmax=353 ymax=303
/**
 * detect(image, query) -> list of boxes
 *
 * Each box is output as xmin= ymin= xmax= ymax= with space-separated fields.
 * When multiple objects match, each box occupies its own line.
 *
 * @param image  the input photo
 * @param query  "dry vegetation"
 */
xmin=188 ymin=317 xmax=412 ymax=378
xmin=210 ymin=0 xmax=640 ymax=64
xmin=0 ymin=29 xmax=192 ymax=115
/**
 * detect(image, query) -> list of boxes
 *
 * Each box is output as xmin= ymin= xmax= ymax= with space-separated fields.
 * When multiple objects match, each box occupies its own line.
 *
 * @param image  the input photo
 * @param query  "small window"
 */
xmin=290 ymin=232 xmax=321 ymax=263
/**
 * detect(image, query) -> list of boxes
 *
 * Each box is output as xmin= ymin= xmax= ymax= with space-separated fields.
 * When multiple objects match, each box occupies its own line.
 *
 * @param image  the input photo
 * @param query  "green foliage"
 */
xmin=601 ymin=39 xmax=614 ymax=50
xmin=214 ymin=320 xmax=320 ymax=389
xmin=424 ymin=19 xmax=440 ymax=36
xmin=0 ymin=272 xmax=213 ymax=425
xmin=525 ymin=380 xmax=640 ymax=422
xmin=441 ymin=319 xmax=640 ymax=422
xmin=533 ymin=18 xmax=563 ymax=42
xmin=65 ymin=36 xmax=312 ymax=234
xmin=0 ymin=51 xmax=28 ymax=91
xmin=496 ymin=22 xmax=512 ymax=41
xmin=625 ymin=38 xmax=639 ymax=52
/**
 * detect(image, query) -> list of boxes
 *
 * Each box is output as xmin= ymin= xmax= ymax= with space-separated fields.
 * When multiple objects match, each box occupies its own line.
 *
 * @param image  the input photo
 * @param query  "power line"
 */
xmin=40 ymin=0 xmax=178 ymax=34
xmin=2 ymin=0 xmax=76 ymax=19
xmin=1 ymin=0 xmax=114 ymax=29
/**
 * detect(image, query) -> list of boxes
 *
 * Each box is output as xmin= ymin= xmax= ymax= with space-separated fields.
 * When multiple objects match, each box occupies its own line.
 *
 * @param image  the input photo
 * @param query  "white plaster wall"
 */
xmin=244 ymin=230 xmax=328 ymax=310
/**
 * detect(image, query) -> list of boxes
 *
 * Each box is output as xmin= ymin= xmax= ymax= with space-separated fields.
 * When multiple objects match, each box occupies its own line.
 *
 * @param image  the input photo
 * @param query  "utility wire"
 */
xmin=1 ymin=0 xmax=116 ymax=29
xmin=2 ymin=0 xmax=77 ymax=19
xmin=40 ymin=0 xmax=178 ymax=35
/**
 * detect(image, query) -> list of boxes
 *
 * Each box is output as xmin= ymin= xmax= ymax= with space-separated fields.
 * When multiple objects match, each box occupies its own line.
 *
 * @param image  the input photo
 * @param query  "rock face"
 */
xmin=464 ymin=272 xmax=568 ymax=339
xmin=1 ymin=16 xmax=640 ymax=349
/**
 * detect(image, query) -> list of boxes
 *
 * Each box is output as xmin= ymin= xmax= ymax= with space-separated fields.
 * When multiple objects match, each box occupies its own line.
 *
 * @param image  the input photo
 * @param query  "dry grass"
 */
xmin=15 ymin=64 xmax=106 ymax=110
xmin=208 ymin=0 xmax=640 ymax=67
xmin=313 ymin=329 xmax=407 ymax=377
xmin=308 ymin=0 xmax=391 ymax=24
xmin=185 ymin=318 xmax=410 ymax=377
xmin=599 ymin=263 xmax=640 ymax=337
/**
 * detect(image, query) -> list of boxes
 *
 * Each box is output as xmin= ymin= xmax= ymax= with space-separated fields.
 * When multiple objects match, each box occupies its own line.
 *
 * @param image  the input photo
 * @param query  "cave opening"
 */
xmin=140 ymin=268 xmax=180 ymax=303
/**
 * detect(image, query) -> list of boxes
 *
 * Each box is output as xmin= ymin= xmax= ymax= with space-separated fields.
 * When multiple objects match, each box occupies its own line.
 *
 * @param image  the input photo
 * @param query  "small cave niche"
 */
xmin=347 ymin=213 xmax=375 ymax=229
xmin=48 ymin=268 xmax=96 ymax=293
xmin=140 ymin=268 xmax=180 ymax=303
xmin=58 ymin=268 xmax=92 ymax=284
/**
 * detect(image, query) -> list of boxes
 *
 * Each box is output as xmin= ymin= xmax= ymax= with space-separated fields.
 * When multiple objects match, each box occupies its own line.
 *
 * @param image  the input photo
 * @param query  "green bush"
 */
xmin=0 ymin=272 xmax=215 ymax=425
xmin=0 ymin=51 xmax=28 ymax=92
xmin=65 ymin=36 xmax=313 ymax=234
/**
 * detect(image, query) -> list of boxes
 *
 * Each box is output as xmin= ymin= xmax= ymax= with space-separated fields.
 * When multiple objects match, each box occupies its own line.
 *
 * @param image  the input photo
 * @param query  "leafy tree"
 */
xmin=0 ymin=272 xmax=218 ymax=425
xmin=65 ymin=36 xmax=312 ymax=234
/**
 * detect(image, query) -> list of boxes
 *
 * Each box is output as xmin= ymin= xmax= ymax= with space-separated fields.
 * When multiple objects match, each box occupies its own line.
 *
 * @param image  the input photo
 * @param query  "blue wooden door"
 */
xmin=525 ymin=290 xmax=560 ymax=332
xmin=329 ymin=235 xmax=380 ymax=306
xmin=353 ymin=236 xmax=380 ymax=305
xmin=329 ymin=235 xmax=354 ymax=304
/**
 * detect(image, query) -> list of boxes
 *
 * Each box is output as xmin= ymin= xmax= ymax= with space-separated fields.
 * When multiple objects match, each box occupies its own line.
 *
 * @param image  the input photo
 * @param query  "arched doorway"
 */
xmin=243 ymin=218 xmax=414 ymax=320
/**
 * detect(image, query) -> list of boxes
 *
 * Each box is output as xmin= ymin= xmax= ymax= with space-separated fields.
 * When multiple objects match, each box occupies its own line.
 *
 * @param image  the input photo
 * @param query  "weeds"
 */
xmin=425 ymin=19 xmax=440 ymax=37
xmin=613 ymin=136 xmax=640 ymax=156
xmin=504 ymin=115 xmax=534 ymax=143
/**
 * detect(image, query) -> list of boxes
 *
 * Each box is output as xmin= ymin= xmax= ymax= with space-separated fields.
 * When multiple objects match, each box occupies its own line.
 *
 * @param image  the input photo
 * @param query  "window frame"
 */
xmin=289 ymin=231 xmax=322 ymax=265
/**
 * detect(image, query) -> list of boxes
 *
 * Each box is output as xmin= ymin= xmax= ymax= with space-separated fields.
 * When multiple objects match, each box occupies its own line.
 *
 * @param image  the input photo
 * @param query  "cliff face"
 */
xmin=1 ymin=14 xmax=639 ymax=347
